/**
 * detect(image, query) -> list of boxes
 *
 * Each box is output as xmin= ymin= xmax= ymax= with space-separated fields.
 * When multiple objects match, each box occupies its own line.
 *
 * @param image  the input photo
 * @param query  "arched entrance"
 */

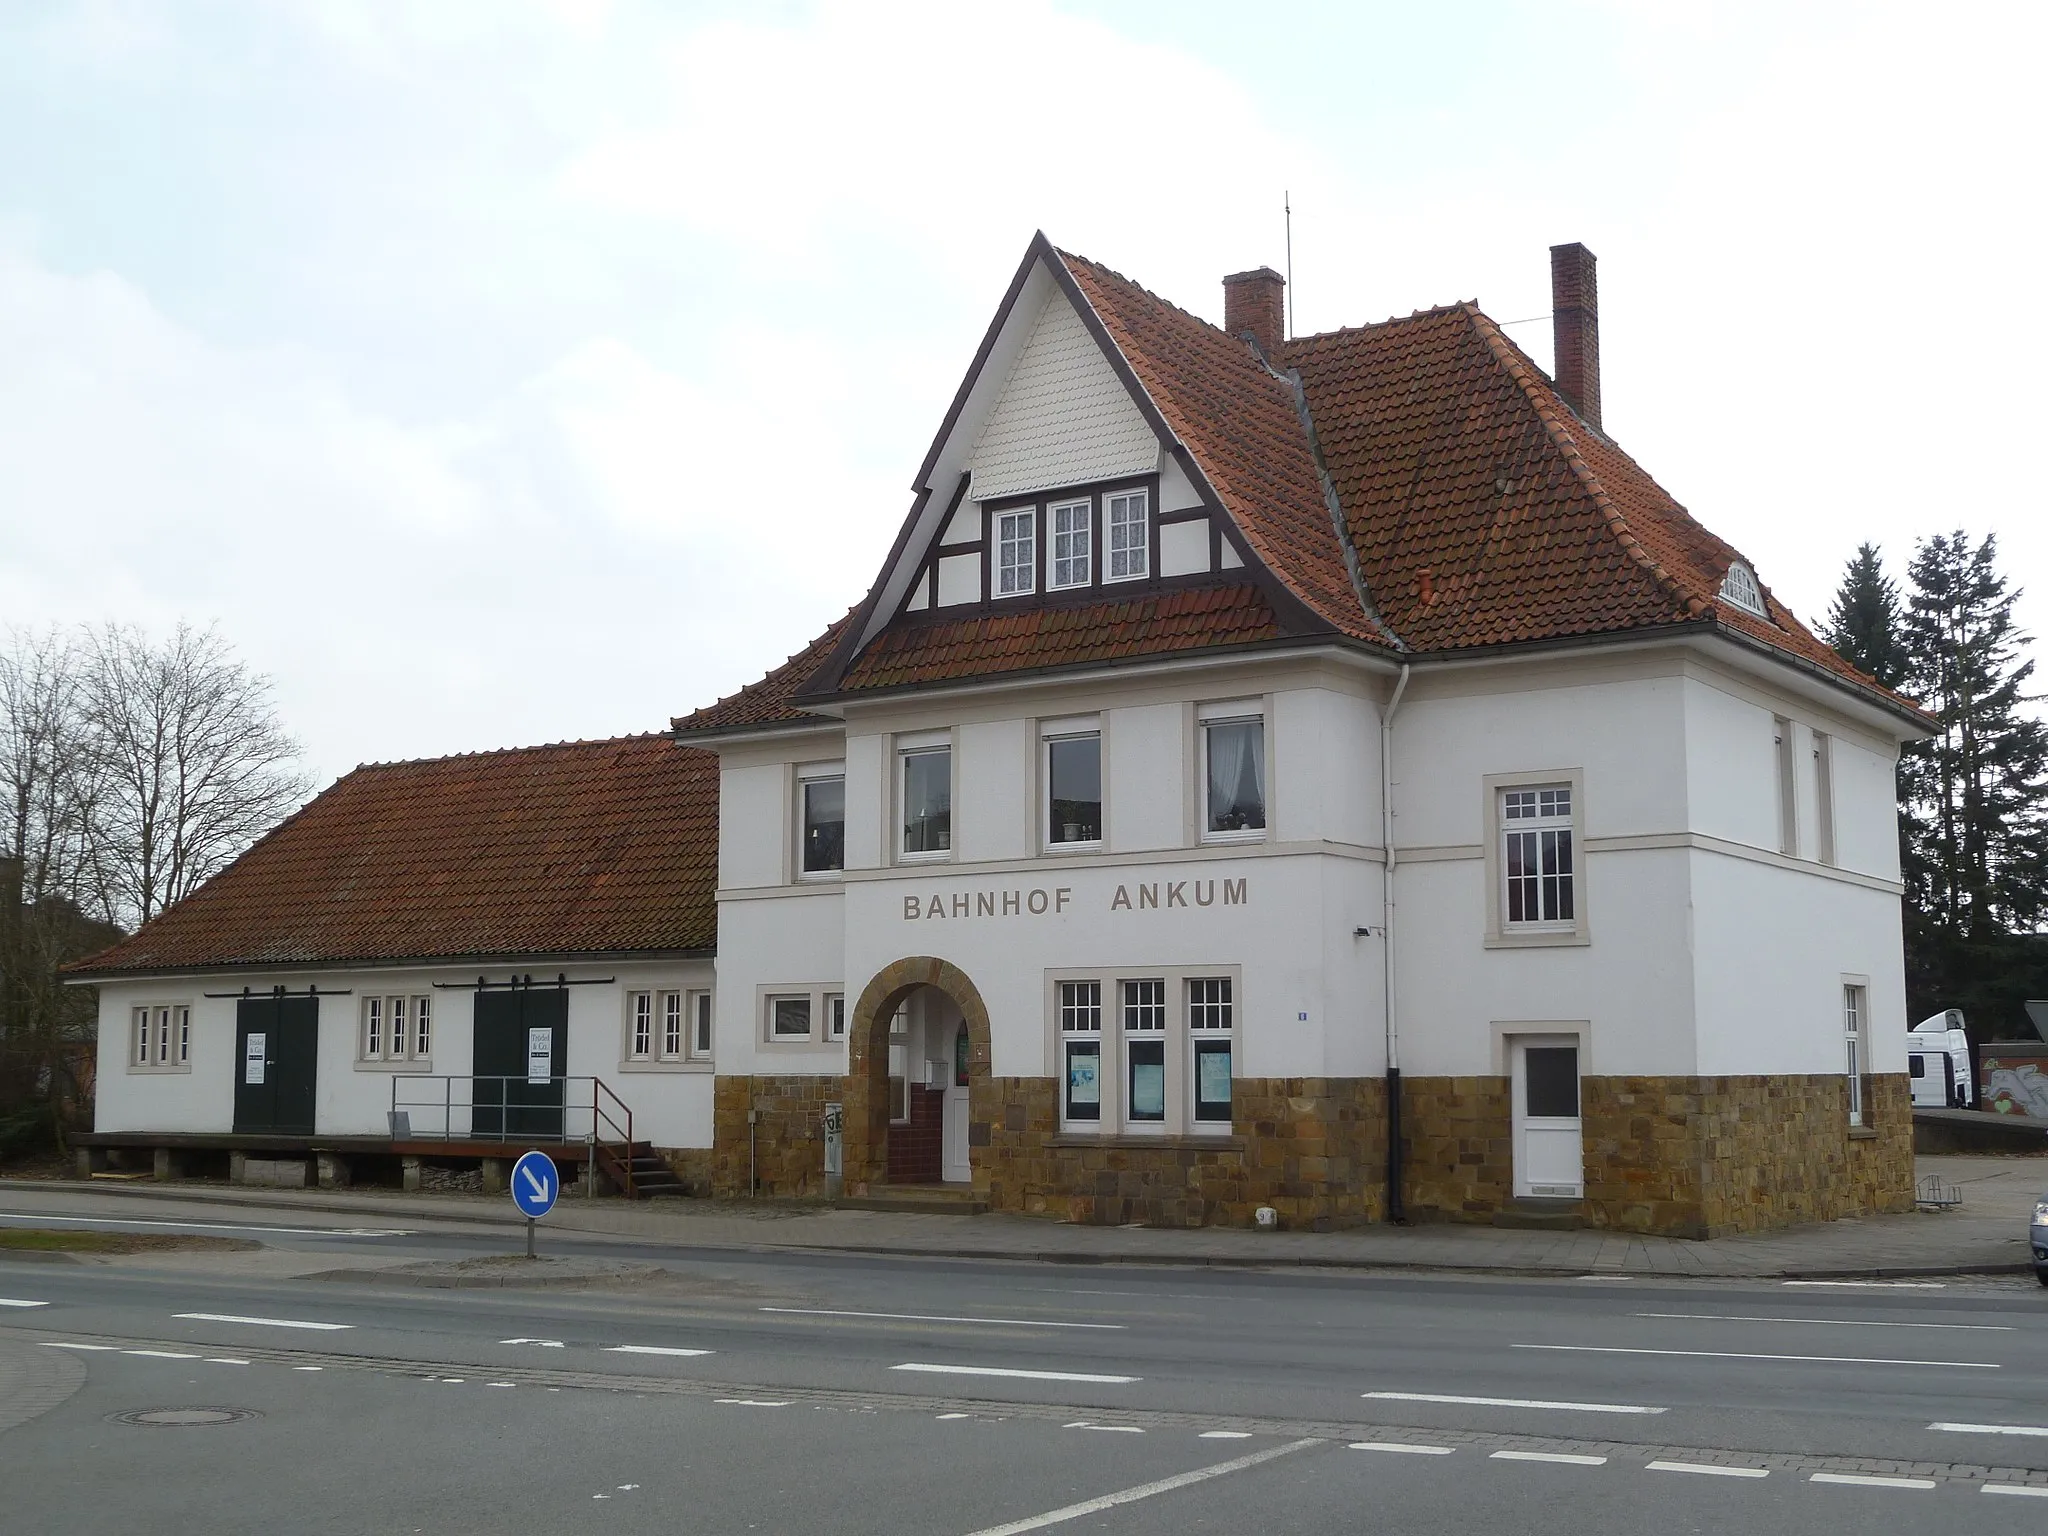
xmin=844 ymin=957 xmax=992 ymax=1194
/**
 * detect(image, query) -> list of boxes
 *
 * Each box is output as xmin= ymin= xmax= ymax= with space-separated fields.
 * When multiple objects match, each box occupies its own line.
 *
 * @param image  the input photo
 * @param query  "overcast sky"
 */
xmin=3 ymin=0 xmax=2041 ymax=787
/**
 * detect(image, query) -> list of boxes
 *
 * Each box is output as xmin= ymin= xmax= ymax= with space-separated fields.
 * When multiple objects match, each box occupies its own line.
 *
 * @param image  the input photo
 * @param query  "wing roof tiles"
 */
xmin=68 ymin=734 xmax=717 ymax=978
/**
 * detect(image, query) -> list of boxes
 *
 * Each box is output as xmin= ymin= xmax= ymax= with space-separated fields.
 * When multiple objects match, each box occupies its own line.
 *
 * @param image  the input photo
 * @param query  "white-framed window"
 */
xmin=996 ymin=507 xmax=1036 ymax=596
xmin=767 ymin=994 xmax=814 ymax=1042
xmin=1059 ymin=980 xmax=1103 ymax=1126
xmin=1501 ymin=786 xmax=1575 ymax=928
xmin=1106 ymin=488 xmax=1148 ymax=581
xmin=800 ymin=766 xmax=845 ymax=875
xmin=629 ymin=992 xmax=653 ymax=1060
xmin=625 ymin=988 xmax=704 ymax=1067
xmin=1721 ymin=561 xmax=1766 ymax=617
xmin=689 ymin=990 xmax=714 ymax=1058
xmin=1122 ymin=979 xmax=1167 ymax=1125
xmin=662 ymin=991 xmax=685 ymax=1059
xmin=1774 ymin=717 xmax=1798 ymax=855
xmin=900 ymin=744 xmax=952 ymax=858
xmin=1202 ymin=714 xmax=1266 ymax=838
xmin=826 ymin=992 xmax=846 ymax=1041
xmin=1050 ymin=499 xmax=1092 ymax=589
xmin=1188 ymin=978 xmax=1233 ymax=1125
xmin=130 ymin=1003 xmax=192 ymax=1071
xmin=359 ymin=996 xmax=432 ymax=1066
xmin=1813 ymin=731 xmax=1836 ymax=866
xmin=1045 ymin=725 xmax=1103 ymax=848
xmin=1844 ymin=983 xmax=1866 ymax=1127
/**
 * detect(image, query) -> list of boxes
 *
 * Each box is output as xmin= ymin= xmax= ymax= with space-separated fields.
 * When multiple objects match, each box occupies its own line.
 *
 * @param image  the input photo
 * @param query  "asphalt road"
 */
xmin=2 ymin=1191 xmax=2045 ymax=1533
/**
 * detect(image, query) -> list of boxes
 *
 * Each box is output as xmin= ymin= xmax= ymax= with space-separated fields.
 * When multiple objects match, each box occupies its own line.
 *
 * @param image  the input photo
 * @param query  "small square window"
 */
xmin=769 ymin=995 xmax=813 ymax=1041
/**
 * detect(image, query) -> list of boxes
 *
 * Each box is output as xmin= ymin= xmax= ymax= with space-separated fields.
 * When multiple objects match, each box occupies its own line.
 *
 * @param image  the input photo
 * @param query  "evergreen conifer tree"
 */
xmin=1822 ymin=542 xmax=1907 ymax=689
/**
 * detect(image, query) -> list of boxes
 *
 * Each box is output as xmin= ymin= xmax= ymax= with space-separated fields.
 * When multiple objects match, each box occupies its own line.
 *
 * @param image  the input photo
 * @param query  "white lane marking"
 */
xmin=893 ymin=1363 xmax=1140 ymax=1385
xmin=0 ymin=1212 xmax=408 ymax=1238
xmin=1513 ymin=1343 xmax=1996 ymax=1369
xmin=125 ymin=1350 xmax=201 ymax=1359
xmin=0 ymin=1298 xmax=50 ymax=1308
xmin=604 ymin=1345 xmax=714 ymax=1358
xmin=713 ymin=1398 xmax=789 ymax=1407
xmin=499 ymin=1338 xmax=565 ymax=1347
xmin=1352 ymin=1442 xmax=1454 ymax=1456
xmin=1363 ymin=1391 xmax=1664 ymax=1416
xmin=205 ymin=1358 xmax=251 ymax=1366
xmin=1634 ymin=1311 xmax=2012 ymax=1332
xmin=1783 ymin=1280 xmax=1944 ymax=1289
xmin=37 ymin=1341 xmax=116 ymax=1351
xmin=1983 ymin=1484 xmax=2048 ymax=1498
xmin=1931 ymin=1421 xmax=2048 ymax=1437
xmin=1810 ymin=1472 xmax=1936 ymax=1490
xmin=174 ymin=1312 xmax=353 ymax=1332
xmin=1575 ymin=1275 xmax=1634 ymax=1281
xmin=960 ymin=1439 xmax=1320 ymax=1536
xmin=292 ymin=1366 xmax=323 ymax=1372
xmin=761 ymin=1306 xmax=1124 ymax=1331
xmin=1646 ymin=1460 xmax=1769 ymax=1479
xmin=937 ymin=1413 xmax=972 ymax=1421
xmin=1063 ymin=1422 xmax=1143 ymax=1433
xmin=1491 ymin=1451 xmax=1606 ymax=1466
xmin=486 ymin=1382 xmax=516 ymax=1388
xmin=1201 ymin=1431 xmax=1253 ymax=1440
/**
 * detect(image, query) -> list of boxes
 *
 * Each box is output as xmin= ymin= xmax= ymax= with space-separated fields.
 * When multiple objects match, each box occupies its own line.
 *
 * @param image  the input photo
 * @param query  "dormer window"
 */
xmin=997 ymin=508 xmax=1036 ymax=596
xmin=1050 ymin=499 xmax=1091 ymax=589
xmin=1107 ymin=488 xmax=1149 ymax=581
xmin=1720 ymin=561 xmax=1765 ymax=617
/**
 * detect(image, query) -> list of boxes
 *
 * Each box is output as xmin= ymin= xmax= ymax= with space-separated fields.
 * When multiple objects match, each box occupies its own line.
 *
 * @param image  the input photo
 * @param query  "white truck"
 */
xmin=1907 ymin=1009 xmax=1974 ymax=1109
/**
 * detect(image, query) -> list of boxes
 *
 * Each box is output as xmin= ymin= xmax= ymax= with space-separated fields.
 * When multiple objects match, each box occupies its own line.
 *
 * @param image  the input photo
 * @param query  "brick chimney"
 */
xmin=1549 ymin=242 xmax=1601 ymax=430
xmin=1222 ymin=267 xmax=1285 ymax=358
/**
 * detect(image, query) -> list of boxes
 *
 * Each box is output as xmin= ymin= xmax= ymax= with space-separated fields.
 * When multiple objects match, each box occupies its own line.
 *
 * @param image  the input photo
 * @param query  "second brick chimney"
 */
xmin=1549 ymin=242 xmax=1601 ymax=431
xmin=1222 ymin=267 xmax=1285 ymax=358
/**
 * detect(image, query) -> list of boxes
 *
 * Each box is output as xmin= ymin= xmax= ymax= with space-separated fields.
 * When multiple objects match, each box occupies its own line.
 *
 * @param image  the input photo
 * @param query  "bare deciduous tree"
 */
xmin=79 ymin=622 xmax=312 ymax=929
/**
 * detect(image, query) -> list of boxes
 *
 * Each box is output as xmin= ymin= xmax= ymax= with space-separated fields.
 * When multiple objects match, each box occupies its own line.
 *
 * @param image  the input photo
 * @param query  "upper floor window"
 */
xmin=1502 ymin=786 xmax=1574 ymax=926
xmin=1107 ymin=489 xmax=1149 ymax=581
xmin=1045 ymin=727 xmax=1102 ymax=847
xmin=901 ymin=744 xmax=952 ymax=858
xmin=1050 ymin=500 xmax=1092 ymax=589
xmin=131 ymin=1003 xmax=191 ymax=1072
xmin=1720 ymin=561 xmax=1766 ymax=617
xmin=997 ymin=508 xmax=1036 ymax=596
xmin=1203 ymin=716 xmax=1266 ymax=837
xmin=800 ymin=769 xmax=845 ymax=875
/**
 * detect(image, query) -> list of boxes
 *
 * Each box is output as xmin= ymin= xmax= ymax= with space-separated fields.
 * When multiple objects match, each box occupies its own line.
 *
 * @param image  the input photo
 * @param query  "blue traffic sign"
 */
xmin=510 ymin=1149 xmax=560 ymax=1219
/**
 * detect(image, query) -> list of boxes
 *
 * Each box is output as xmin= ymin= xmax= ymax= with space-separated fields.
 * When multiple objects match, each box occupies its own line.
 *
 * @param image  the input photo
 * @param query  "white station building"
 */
xmin=73 ymin=237 xmax=1927 ymax=1236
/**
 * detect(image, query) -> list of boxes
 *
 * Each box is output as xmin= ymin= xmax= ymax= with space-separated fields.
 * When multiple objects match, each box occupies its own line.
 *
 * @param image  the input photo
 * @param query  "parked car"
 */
xmin=2035 ymin=1196 xmax=2048 ymax=1287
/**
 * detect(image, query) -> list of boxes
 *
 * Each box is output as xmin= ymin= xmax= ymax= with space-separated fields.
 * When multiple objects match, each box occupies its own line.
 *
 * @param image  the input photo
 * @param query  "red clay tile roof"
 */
xmin=840 ymin=585 xmax=1285 ymax=693
xmin=67 ymin=735 xmax=716 ymax=976
xmin=670 ymin=615 xmax=849 ymax=734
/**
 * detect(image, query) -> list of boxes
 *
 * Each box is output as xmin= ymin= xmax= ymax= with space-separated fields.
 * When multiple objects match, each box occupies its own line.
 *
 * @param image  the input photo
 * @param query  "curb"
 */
xmin=1 ymin=1177 xmax=2029 ymax=1283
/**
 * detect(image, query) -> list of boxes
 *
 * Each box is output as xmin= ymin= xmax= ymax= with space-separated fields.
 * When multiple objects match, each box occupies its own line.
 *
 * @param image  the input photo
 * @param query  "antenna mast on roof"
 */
xmin=1284 ymin=190 xmax=1294 ymax=339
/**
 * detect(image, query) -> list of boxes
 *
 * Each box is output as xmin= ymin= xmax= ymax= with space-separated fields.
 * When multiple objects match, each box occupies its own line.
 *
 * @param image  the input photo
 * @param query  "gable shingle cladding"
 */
xmin=69 ymin=735 xmax=717 ymax=976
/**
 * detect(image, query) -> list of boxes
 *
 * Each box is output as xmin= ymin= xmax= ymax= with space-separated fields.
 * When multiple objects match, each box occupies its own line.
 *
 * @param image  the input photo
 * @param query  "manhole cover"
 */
xmin=109 ymin=1407 xmax=259 ymax=1427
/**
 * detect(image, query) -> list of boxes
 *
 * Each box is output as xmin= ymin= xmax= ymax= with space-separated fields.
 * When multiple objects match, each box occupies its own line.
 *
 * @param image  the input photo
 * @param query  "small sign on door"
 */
xmin=244 ymin=1033 xmax=266 ymax=1085
xmin=526 ymin=1027 xmax=554 ymax=1084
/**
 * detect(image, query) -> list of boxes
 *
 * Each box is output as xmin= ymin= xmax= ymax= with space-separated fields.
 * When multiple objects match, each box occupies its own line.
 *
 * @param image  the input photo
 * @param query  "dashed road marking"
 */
xmin=1351 ymin=1442 xmax=1454 ymax=1456
xmin=1982 ymin=1484 xmax=2048 ymax=1498
xmin=36 ymin=1342 xmax=116 ymax=1351
xmin=1201 ymin=1431 xmax=1253 ymax=1440
xmin=1491 ymin=1451 xmax=1606 ymax=1466
xmin=174 ymin=1312 xmax=352 ymax=1332
xmin=894 ymin=1364 xmax=1140 ymax=1385
xmin=1514 ymin=1343 xmax=1996 ymax=1369
xmin=1931 ymin=1421 xmax=2048 ymax=1438
xmin=713 ymin=1398 xmax=789 ymax=1408
xmin=1063 ymin=1422 xmax=1142 ymax=1434
xmin=204 ymin=1358 xmax=251 ymax=1366
xmin=1635 ymin=1311 xmax=2012 ymax=1332
xmin=1363 ymin=1391 xmax=1664 ymax=1416
xmin=0 ymin=1298 xmax=50 ymax=1308
xmin=1810 ymin=1472 xmax=1936 ymax=1490
xmin=1646 ymin=1460 xmax=1768 ymax=1478
xmin=125 ymin=1350 xmax=200 ymax=1359
xmin=1783 ymin=1280 xmax=1944 ymax=1289
xmin=762 ymin=1307 xmax=1123 ymax=1330
xmin=0 ymin=1212 xmax=407 ymax=1238
xmin=604 ymin=1345 xmax=713 ymax=1358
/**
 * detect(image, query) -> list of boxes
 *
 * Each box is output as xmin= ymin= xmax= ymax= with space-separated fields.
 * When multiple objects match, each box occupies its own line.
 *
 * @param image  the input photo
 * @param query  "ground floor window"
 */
xmin=1050 ymin=969 xmax=1238 ymax=1135
xmin=131 ymin=1004 xmax=191 ymax=1071
xmin=360 ymin=996 xmax=431 ymax=1066
xmin=1843 ymin=982 xmax=1867 ymax=1126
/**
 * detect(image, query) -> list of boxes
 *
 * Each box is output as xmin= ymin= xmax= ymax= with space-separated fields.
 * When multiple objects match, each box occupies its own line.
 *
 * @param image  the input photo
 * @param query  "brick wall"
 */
xmin=711 ymin=1074 xmax=838 ymax=1198
xmin=1400 ymin=1076 xmax=1513 ymax=1220
xmin=887 ymin=1085 xmax=945 ymax=1184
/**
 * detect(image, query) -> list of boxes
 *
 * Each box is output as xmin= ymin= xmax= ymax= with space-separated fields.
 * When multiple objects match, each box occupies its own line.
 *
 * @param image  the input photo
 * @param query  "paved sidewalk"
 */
xmin=4 ymin=1154 xmax=2041 ymax=1279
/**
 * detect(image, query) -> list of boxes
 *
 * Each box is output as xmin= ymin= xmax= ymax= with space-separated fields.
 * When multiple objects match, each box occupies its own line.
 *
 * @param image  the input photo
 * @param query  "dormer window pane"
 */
xmin=1050 ymin=500 xmax=1091 ymax=588
xmin=1107 ymin=489 xmax=1148 ymax=580
xmin=997 ymin=509 xmax=1036 ymax=595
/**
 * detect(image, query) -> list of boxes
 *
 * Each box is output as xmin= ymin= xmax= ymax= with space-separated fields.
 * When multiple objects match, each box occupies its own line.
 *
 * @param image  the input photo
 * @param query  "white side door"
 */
xmin=1512 ymin=1036 xmax=1584 ymax=1198
xmin=941 ymin=1023 xmax=971 ymax=1183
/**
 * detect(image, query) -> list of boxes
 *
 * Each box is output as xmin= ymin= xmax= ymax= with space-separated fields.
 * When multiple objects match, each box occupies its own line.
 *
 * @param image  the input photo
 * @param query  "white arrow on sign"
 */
xmin=521 ymin=1165 xmax=551 ymax=1200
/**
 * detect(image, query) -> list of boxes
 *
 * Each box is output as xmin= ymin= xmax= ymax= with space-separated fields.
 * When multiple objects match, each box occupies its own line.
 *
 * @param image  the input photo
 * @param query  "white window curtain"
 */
xmin=1206 ymin=721 xmax=1266 ymax=831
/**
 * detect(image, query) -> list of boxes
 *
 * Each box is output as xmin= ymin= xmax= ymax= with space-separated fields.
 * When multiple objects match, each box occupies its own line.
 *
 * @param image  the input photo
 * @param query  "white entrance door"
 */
xmin=942 ymin=1025 xmax=971 ymax=1183
xmin=1512 ymin=1037 xmax=1583 ymax=1198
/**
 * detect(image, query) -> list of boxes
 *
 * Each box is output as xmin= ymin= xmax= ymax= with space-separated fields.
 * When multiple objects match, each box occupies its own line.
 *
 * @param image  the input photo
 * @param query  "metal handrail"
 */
xmin=388 ymin=1075 xmax=631 ymax=1149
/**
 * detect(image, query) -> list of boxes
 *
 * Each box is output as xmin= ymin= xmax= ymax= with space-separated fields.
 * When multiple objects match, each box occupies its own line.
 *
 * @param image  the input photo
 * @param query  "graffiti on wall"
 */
xmin=1980 ymin=1053 xmax=2048 ymax=1119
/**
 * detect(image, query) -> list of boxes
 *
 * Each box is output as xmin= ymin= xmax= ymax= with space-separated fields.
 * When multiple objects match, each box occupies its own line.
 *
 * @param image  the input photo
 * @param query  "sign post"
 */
xmin=509 ymin=1148 xmax=559 ymax=1257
